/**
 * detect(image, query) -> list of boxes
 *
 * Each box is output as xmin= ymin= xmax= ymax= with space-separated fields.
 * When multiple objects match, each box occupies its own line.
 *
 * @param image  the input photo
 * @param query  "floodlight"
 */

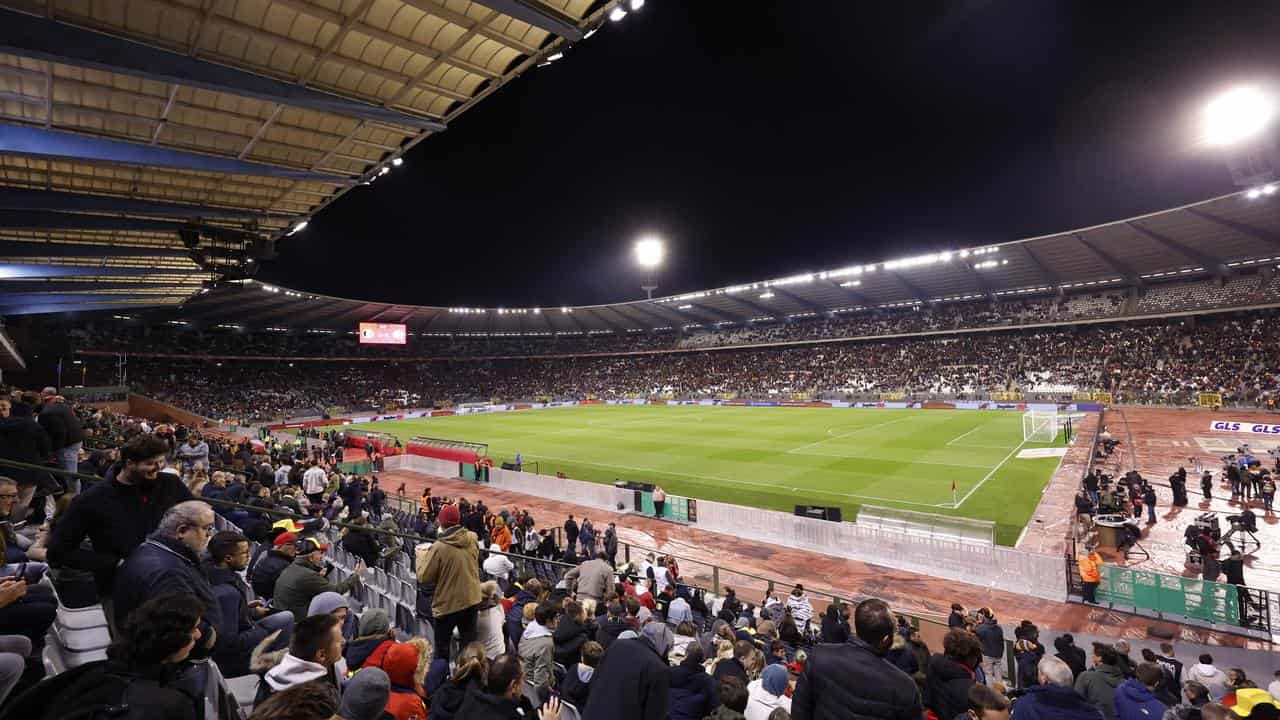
xmin=288 ymin=220 xmax=308 ymax=235
xmin=634 ymin=236 xmax=665 ymax=268
xmin=609 ymin=6 xmax=627 ymax=21
xmin=1203 ymin=86 xmax=1275 ymax=146
xmin=1266 ymin=184 xmax=1278 ymax=195
xmin=759 ymin=292 xmax=775 ymax=299
xmin=629 ymin=0 xmax=645 ymax=10
xmin=1248 ymin=188 xmax=1262 ymax=199
xmin=547 ymin=52 xmax=563 ymax=62
xmin=391 ymin=157 xmax=403 ymax=167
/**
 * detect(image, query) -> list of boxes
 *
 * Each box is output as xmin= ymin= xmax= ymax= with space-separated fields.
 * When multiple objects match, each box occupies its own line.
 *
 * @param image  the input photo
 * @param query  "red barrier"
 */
xmin=430 ymin=410 xmax=455 ymax=417
xmin=406 ymin=441 xmax=479 ymax=464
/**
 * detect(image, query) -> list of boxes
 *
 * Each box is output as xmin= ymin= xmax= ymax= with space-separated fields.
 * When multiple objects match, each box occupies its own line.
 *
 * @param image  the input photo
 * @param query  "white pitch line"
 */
xmin=785 ymin=415 xmax=916 ymax=454
xmin=951 ymin=437 xmax=1030 ymax=508
xmin=521 ymin=451 xmax=957 ymax=508
xmin=945 ymin=425 xmax=986 ymax=446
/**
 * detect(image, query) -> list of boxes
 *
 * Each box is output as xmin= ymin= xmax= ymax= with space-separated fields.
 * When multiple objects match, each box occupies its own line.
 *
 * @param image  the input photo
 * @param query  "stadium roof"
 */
xmin=0 ymin=0 xmax=612 ymax=317
xmin=158 ymin=188 xmax=1280 ymax=334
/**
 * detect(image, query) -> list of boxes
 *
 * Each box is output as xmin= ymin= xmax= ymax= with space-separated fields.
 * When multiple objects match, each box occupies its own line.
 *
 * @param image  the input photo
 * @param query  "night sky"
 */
xmin=258 ymin=1 xmax=1280 ymax=308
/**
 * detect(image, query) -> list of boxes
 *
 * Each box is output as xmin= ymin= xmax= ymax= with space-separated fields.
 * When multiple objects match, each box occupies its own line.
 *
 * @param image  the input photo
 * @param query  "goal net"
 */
xmin=1022 ymin=408 xmax=1058 ymax=443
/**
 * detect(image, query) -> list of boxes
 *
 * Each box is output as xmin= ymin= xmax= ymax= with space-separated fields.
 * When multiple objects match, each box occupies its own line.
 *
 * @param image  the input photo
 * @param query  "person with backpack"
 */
xmin=6 ymin=593 xmax=207 ymax=720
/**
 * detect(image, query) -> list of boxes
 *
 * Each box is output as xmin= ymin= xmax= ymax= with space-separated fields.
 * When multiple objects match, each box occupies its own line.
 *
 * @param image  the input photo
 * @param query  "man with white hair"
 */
xmin=112 ymin=500 xmax=221 ymax=646
xmin=1010 ymin=655 xmax=1104 ymax=720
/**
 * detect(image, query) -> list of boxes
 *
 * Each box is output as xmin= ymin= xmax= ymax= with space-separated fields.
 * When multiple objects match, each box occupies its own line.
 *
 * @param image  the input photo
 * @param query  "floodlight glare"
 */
xmin=609 ymin=6 xmax=627 ymax=21
xmin=1266 ymin=184 xmax=1278 ymax=195
xmin=1203 ymin=86 xmax=1275 ymax=146
xmin=634 ymin=236 xmax=665 ymax=268
xmin=1248 ymin=188 xmax=1263 ymax=199
xmin=629 ymin=0 xmax=645 ymax=10
xmin=391 ymin=157 xmax=403 ymax=167
xmin=287 ymin=220 xmax=308 ymax=235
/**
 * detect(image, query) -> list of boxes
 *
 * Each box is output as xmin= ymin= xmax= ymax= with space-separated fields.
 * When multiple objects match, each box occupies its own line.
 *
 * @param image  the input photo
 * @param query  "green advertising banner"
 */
xmin=639 ymin=491 xmax=692 ymax=522
xmin=1098 ymin=566 xmax=1239 ymax=624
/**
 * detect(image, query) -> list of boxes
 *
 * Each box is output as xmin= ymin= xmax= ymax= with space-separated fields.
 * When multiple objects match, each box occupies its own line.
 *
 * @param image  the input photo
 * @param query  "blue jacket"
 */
xmin=205 ymin=564 xmax=276 ymax=677
xmin=504 ymin=587 xmax=537 ymax=645
xmin=1011 ymin=684 xmax=1104 ymax=720
xmin=975 ymin=619 xmax=1004 ymax=659
xmin=113 ymin=533 xmax=221 ymax=646
xmin=1113 ymin=679 xmax=1166 ymax=720
xmin=668 ymin=662 xmax=718 ymax=720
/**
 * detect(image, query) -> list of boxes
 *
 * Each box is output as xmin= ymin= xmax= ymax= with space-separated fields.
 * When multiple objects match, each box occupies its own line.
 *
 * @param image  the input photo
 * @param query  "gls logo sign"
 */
xmin=1210 ymin=420 xmax=1280 ymax=435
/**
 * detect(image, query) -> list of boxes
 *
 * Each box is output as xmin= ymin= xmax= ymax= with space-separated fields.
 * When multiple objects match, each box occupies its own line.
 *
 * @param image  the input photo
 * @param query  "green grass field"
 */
xmin=361 ymin=405 xmax=1067 ymax=545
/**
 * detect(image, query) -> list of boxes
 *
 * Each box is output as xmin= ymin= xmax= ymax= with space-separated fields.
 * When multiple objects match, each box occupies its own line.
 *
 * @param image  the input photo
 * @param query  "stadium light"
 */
xmin=287 ymin=220 xmax=308 ymax=236
xmin=391 ymin=157 xmax=403 ymax=167
xmin=629 ymin=0 xmax=645 ymax=10
xmin=1203 ymin=86 xmax=1275 ymax=146
xmin=634 ymin=236 xmax=665 ymax=268
xmin=609 ymin=6 xmax=627 ymax=21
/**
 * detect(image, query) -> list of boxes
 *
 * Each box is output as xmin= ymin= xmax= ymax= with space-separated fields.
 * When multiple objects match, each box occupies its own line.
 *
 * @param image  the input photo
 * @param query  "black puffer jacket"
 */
xmin=36 ymin=400 xmax=84 ymax=450
xmin=552 ymin=616 xmax=594 ymax=666
xmin=0 ymin=415 xmax=52 ymax=489
xmin=924 ymin=654 xmax=975 ymax=720
xmin=791 ymin=639 xmax=923 ymax=720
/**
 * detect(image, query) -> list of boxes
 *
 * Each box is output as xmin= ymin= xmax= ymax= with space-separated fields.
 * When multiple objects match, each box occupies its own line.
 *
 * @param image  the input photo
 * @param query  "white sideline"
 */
xmin=951 ymin=437 xmax=1031 ymax=508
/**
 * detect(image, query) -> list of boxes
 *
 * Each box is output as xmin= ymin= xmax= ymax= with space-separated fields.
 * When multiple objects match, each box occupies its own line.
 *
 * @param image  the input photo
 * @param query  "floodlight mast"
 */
xmin=634 ymin=236 xmax=665 ymax=299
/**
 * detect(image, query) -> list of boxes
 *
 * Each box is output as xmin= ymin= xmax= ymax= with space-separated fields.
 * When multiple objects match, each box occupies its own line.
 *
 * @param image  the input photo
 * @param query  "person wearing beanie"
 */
xmin=746 ymin=664 xmax=792 ymax=720
xmin=336 ymin=667 xmax=393 ymax=720
xmin=346 ymin=608 xmax=396 ymax=671
xmin=416 ymin=504 xmax=481 ymax=661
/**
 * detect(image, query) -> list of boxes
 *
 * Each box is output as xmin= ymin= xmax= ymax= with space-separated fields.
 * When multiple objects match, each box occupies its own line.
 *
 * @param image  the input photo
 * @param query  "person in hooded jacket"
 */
xmin=926 ymin=629 xmax=982 ymax=720
xmin=557 ymin=639 xmax=600 ymax=712
xmin=1014 ymin=638 xmax=1046 ymax=690
xmin=552 ymin=600 xmax=594 ymax=667
xmin=417 ymin=504 xmax=482 ymax=662
xmin=745 ymin=663 xmax=792 ymax=720
xmin=1114 ymin=663 xmax=1169 ymax=720
xmin=475 ymin=581 xmax=507 ymax=660
xmin=375 ymin=638 xmax=433 ymax=720
xmin=582 ymin=625 xmax=669 ymax=720
xmin=1075 ymin=643 xmax=1126 ymax=720
xmin=1185 ymin=654 xmax=1228 ymax=702
xmin=518 ymin=602 xmax=560 ymax=697
xmin=346 ymin=608 xmax=396 ymax=671
xmin=669 ymin=643 xmax=718 ymax=720
xmin=1010 ymin=655 xmax=1103 ymax=720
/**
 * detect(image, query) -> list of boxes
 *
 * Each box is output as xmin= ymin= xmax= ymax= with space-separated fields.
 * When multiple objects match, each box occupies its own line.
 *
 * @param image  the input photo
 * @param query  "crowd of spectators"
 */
xmin=93 ymin=308 xmax=1280 ymax=423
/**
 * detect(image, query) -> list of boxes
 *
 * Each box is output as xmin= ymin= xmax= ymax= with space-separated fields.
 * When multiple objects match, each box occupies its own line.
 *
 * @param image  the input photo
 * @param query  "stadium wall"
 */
xmin=384 ymin=455 xmax=1067 ymax=602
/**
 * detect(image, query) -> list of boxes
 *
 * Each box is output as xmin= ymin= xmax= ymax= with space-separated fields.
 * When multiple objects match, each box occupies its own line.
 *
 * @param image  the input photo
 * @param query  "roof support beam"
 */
xmin=824 ymin=280 xmax=872 ymax=307
xmin=720 ymin=295 xmax=775 ymax=321
xmin=0 ymin=300 xmax=185 ymax=316
xmin=0 ymin=209 xmax=217 ymax=234
xmin=596 ymin=306 xmax=642 ymax=331
xmin=0 ymin=279 xmax=201 ymax=294
xmin=0 ymin=187 xmax=286 ymax=219
xmin=684 ymin=303 xmax=740 ymax=325
xmin=1073 ymin=232 xmax=1140 ymax=284
xmin=769 ymin=286 xmax=829 ymax=314
xmin=397 ymin=0 xmax=539 ymax=56
xmin=1125 ymin=221 xmax=1228 ymax=275
xmin=625 ymin=302 xmax=677 ymax=329
xmin=0 ymin=240 xmax=189 ymax=259
xmin=1017 ymin=243 xmax=1061 ymax=287
xmin=0 ymin=124 xmax=352 ymax=183
xmin=464 ymin=0 xmax=583 ymax=41
xmin=277 ymin=299 xmax=350 ymax=325
xmin=883 ymin=272 xmax=930 ymax=304
xmin=0 ymin=7 xmax=445 ymax=129
xmin=0 ymin=263 xmax=209 ymax=279
xmin=1182 ymin=208 xmax=1280 ymax=251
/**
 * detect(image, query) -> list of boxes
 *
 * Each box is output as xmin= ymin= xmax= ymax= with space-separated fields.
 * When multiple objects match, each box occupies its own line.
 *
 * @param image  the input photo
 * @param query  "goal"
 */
xmin=1022 ymin=408 xmax=1058 ymax=443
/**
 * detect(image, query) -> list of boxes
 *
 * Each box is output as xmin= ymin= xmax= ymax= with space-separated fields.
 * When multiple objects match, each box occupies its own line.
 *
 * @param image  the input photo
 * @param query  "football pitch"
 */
xmin=361 ymin=405 xmax=1068 ymax=546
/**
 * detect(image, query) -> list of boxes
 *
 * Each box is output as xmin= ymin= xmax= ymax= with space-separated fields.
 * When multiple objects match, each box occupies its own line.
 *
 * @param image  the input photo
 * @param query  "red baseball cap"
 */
xmin=273 ymin=531 xmax=297 ymax=547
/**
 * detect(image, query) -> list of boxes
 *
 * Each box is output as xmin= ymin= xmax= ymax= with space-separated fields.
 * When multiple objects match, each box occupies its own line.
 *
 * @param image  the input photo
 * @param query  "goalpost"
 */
xmin=1022 ymin=407 xmax=1058 ymax=443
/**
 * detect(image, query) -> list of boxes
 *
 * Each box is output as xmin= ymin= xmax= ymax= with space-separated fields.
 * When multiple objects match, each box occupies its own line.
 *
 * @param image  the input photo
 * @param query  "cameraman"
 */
xmin=272 ymin=536 xmax=363 ymax=622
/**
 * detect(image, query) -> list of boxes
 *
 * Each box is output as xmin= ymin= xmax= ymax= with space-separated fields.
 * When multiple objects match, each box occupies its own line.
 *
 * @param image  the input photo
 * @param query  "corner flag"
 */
xmin=951 ymin=478 xmax=957 ymax=506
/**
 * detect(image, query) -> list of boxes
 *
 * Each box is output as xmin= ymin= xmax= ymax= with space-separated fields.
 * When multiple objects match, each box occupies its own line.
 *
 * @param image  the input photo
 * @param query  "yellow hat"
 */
xmin=1232 ymin=689 xmax=1278 ymax=717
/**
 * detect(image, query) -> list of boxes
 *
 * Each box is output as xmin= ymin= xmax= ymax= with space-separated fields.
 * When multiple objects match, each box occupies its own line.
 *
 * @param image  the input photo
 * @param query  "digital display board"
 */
xmin=358 ymin=322 xmax=407 ymax=345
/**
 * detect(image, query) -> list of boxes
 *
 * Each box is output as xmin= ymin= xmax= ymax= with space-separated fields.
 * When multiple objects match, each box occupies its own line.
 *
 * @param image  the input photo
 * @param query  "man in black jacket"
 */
xmin=792 ymin=598 xmax=923 ymax=720
xmin=36 ymin=390 xmax=84 ymax=491
xmin=112 ymin=500 xmax=221 ymax=652
xmin=250 ymin=531 xmax=298 ymax=600
xmin=582 ymin=631 xmax=669 ymax=720
xmin=0 ymin=395 xmax=52 ymax=523
xmin=47 ymin=434 xmax=193 ymax=594
xmin=205 ymin=530 xmax=294 ymax=676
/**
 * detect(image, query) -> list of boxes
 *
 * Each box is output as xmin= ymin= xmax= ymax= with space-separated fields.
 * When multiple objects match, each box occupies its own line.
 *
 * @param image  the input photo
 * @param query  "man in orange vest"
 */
xmin=1078 ymin=544 xmax=1103 ymax=604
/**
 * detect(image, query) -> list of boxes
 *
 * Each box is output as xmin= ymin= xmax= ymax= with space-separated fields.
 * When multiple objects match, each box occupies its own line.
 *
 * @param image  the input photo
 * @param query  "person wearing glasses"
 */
xmin=112 ymin=501 xmax=220 ymax=660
